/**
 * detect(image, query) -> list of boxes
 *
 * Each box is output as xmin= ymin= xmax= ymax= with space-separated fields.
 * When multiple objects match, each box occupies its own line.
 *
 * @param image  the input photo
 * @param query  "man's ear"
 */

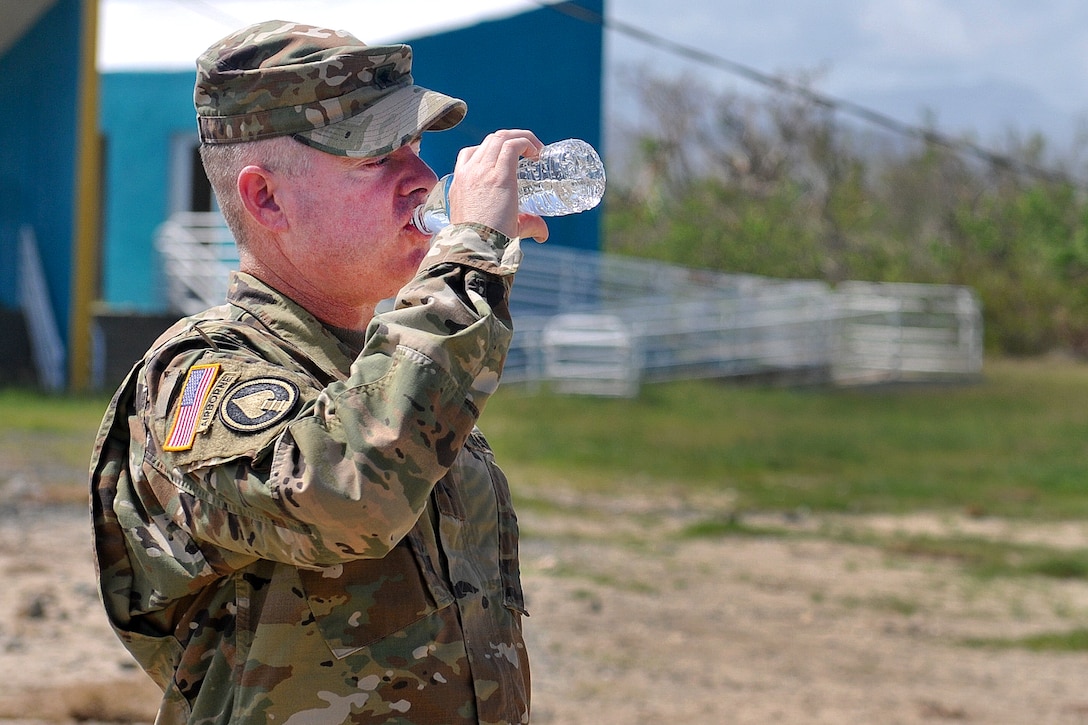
xmin=237 ymin=165 xmax=288 ymax=231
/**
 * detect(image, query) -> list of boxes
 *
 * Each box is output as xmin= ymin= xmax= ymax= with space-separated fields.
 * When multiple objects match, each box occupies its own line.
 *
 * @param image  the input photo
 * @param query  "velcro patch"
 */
xmin=220 ymin=377 xmax=300 ymax=433
xmin=163 ymin=363 xmax=221 ymax=451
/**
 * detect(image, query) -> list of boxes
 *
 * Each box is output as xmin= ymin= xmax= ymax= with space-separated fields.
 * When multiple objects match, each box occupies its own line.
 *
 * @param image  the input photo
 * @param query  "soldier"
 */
xmin=90 ymin=19 xmax=547 ymax=725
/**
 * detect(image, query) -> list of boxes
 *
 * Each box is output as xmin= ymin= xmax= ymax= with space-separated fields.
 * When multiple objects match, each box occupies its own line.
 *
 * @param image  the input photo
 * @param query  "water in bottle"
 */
xmin=516 ymin=138 xmax=606 ymax=216
xmin=411 ymin=138 xmax=606 ymax=235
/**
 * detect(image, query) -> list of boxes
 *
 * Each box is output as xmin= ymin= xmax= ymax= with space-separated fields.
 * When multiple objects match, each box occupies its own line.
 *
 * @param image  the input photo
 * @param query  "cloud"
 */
xmin=857 ymin=0 xmax=975 ymax=62
xmin=98 ymin=0 xmax=536 ymax=70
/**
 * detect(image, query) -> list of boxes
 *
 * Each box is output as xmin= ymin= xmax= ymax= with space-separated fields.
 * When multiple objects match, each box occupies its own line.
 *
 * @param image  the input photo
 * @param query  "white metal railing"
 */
xmin=18 ymin=226 xmax=65 ymax=391
xmin=503 ymin=246 xmax=982 ymax=393
xmin=541 ymin=313 xmax=640 ymax=397
xmin=156 ymin=214 xmax=984 ymax=395
xmin=830 ymin=281 xmax=984 ymax=385
xmin=155 ymin=212 xmax=239 ymax=315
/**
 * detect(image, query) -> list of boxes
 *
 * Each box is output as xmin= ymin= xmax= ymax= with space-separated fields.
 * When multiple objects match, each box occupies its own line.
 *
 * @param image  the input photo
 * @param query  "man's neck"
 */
xmin=241 ymin=260 xmax=376 ymax=333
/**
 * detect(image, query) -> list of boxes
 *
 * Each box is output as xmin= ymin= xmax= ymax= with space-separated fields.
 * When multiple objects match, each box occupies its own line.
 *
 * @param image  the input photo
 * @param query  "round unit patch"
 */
xmin=220 ymin=377 xmax=299 ymax=433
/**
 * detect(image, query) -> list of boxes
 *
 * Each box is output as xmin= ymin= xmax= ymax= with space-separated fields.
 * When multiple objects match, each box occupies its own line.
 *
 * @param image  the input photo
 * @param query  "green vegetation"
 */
xmin=605 ymin=71 xmax=1088 ymax=356
xmin=4 ymin=358 xmax=1084 ymax=523
xmin=964 ymin=628 xmax=1088 ymax=652
xmin=679 ymin=520 xmax=1088 ymax=583
xmin=0 ymin=388 xmax=109 ymax=433
xmin=488 ymin=357 xmax=1088 ymax=520
xmin=0 ymin=388 xmax=110 ymax=475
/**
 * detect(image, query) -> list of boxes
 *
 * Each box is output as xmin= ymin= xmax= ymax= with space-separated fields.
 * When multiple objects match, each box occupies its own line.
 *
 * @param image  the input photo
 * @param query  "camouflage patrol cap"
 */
xmin=194 ymin=20 xmax=467 ymax=158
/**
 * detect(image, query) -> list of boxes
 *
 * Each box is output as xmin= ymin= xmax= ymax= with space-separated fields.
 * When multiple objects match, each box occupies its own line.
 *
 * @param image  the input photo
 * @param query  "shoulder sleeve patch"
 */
xmin=155 ymin=358 xmax=317 ymax=471
xmin=163 ymin=363 xmax=227 ymax=451
xmin=220 ymin=377 xmax=300 ymax=433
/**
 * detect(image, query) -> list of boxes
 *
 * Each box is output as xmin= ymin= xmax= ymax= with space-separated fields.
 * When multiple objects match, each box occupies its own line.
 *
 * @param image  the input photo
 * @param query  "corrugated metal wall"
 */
xmin=0 ymin=0 xmax=82 ymax=332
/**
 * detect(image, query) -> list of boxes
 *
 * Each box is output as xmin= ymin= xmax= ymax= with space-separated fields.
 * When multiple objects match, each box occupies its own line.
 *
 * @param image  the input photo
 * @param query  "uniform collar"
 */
xmin=225 ymin=271 xmax=357 ymax=381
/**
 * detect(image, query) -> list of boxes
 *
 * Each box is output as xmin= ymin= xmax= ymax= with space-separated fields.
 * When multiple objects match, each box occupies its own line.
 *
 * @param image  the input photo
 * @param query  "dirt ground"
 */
xmin=1 ymin=480 xmax=1088 ymax=724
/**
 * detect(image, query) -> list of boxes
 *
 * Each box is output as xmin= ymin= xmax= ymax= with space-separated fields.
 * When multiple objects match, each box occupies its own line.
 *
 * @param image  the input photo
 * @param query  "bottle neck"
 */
xmin=411 ymin=174 xmax=454 ymax=235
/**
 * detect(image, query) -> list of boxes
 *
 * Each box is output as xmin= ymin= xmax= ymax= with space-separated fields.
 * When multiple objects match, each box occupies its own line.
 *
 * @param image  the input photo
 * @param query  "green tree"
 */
xmin=605 ymin=68 xmax=1088 ymax=356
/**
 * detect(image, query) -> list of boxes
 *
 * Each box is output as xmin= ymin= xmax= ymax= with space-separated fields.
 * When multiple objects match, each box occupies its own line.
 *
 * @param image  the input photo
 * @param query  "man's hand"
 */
xmin=447 ymin=130 xmax=550 ymax=242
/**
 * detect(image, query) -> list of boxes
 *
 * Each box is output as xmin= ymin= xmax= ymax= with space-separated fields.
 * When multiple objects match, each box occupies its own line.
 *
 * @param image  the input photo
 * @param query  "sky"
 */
xmin=98 ymin=0 xmax=1088 ymax=149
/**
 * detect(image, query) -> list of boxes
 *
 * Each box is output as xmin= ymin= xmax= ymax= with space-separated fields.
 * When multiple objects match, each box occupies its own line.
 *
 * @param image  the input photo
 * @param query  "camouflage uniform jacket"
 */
xmin=90 ymin=224 xmax=530 ymax=724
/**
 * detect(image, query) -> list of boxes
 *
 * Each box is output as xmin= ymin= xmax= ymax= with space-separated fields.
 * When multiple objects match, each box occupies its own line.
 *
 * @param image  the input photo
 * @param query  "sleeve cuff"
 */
xmin=420 ymin=222 xmax=523 ymax=277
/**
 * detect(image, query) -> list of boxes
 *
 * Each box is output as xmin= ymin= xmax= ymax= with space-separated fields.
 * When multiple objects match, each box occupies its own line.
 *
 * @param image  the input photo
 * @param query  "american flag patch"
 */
xmin=163 ymin=363 xmax=221 ymax=451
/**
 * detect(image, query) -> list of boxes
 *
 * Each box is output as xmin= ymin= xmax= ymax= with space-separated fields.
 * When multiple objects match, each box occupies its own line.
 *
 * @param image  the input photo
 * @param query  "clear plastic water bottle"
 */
xmin=517 ymin=138 xmax=606 ymax=216
xmin=411 ymin=138 xmax=606 ymax=235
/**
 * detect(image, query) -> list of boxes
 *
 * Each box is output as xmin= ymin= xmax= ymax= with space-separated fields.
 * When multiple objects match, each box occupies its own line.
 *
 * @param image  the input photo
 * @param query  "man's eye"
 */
xmin=360 ymin=156 xmax=390 ymax=168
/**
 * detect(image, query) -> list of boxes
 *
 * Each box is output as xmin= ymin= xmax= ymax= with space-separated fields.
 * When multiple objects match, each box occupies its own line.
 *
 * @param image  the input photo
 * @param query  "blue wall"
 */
xmin=0 ymin=0 xmax=82 ymax=337
xmin=410 ymin=0 xmax=605 ymax=252
xmin=99 ymin=71 xmax=196 ymax=309
xmin=98 ymin=1 xmax=604 ymax=311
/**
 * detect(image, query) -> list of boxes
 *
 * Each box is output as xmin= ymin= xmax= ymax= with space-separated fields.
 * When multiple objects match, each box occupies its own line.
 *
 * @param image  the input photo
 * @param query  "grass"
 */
xmin=679 ymin=517 xmax=1088 ymax=583
xmin=3 ymin=356 xmax=1086 ymax=520
xmin=485 ymin=357 xmax=1088 ymax=519
xmin=964 ymin=628 xmax=1088 ymax=652
xmin=0 ymin=388 xmax=111 ymax=484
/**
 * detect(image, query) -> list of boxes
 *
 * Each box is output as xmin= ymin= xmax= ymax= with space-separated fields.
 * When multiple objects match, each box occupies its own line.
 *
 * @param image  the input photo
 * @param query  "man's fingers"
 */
xmin=517 ymin=214 xmax=549 ymax=243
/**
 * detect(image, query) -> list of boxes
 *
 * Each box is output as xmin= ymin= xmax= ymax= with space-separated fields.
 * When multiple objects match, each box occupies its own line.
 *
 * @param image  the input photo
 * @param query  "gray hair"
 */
xmin=199 ymin=136 xmax=313 ymax=249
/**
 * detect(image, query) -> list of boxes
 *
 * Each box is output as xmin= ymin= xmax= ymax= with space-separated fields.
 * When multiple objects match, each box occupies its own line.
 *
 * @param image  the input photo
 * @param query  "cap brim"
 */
xmin=294 ymin=84 xmax=466 ymax=158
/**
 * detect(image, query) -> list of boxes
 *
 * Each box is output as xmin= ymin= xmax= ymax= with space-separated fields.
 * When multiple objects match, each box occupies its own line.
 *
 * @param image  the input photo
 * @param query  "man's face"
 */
xmin=277 ymin=139 xmax=439 ymax=310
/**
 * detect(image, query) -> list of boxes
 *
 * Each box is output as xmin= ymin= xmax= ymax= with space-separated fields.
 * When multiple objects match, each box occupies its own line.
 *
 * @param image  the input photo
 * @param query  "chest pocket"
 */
xmin=297 ymin=529 xmax=454 ymax=659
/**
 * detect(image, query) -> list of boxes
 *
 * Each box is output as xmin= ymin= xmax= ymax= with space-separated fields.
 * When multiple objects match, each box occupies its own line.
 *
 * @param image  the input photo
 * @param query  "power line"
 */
xmin=536 ymin=0 xmax=1076 ymax=187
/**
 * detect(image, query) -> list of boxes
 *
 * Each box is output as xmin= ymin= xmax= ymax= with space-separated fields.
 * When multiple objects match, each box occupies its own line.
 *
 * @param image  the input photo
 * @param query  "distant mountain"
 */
xmin=603 ymin=69 xmax=1084 ymax=172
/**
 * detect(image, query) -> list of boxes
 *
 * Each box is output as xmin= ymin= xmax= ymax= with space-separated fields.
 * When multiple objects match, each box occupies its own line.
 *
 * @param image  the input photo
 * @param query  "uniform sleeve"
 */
xmin=143 ymin=224 xmax=522 ymax=569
